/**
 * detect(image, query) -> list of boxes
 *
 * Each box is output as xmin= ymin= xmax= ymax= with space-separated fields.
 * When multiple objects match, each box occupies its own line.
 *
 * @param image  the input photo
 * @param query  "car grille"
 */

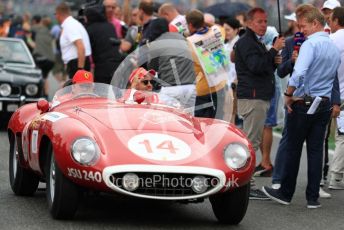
xmin=110 ymin=172 xmax=219 ymax=197
xmin=11 ymin=85 xmax=21 ymax=96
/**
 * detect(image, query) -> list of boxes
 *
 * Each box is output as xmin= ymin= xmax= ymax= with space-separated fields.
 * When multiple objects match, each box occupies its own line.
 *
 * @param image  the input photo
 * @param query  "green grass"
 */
xmin=329 ymin=121 xmax=336 ymax=150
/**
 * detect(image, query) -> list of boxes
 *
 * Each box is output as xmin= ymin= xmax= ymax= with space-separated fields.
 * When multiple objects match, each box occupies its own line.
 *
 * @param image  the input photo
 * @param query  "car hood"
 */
xmin=0 ymin=65 xmax=41 ymax=81
xmin=69 ymin=105 xmax=197 ymax=133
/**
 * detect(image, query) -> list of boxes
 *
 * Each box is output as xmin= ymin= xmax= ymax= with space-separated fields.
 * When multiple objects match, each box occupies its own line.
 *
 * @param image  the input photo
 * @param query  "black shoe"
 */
xmin=307 ymin=200 xmax=321 ymax=209
xmin=254 ymin=164 xmax=273 ymax=177
xmin=249 ymin=188 xmax=271 ymax=200
xmin=262 ymin=186 xmax=290 ymax=205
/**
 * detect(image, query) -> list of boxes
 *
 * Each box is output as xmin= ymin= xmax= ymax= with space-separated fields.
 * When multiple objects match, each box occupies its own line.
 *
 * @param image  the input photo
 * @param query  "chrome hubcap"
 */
xmin=12 ymin=138 xmax=18 ymax=177
xmin=49 ymin=156 xmax=56 ymax=201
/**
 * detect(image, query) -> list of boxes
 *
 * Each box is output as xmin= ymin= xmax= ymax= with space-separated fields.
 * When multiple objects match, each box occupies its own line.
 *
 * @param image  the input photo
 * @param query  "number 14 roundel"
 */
xmin=128 ymin=133 xmax=191 ymax=161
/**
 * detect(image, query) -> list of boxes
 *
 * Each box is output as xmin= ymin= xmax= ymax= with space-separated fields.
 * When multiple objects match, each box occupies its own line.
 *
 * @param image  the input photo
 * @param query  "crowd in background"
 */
xmin=2 ymin=0 xmax=344 ymax=30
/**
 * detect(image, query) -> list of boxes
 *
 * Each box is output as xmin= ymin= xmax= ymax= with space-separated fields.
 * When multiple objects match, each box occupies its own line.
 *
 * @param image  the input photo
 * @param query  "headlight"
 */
xmin=25 ymin=84 xmax=38 ymax=96
xmin=71 ymin=138 xmax=100 ymax=165
xmin=224 ymin=143 xmax=249 ymax=170
xmin=0 ymin=83 xmax=11 ymax=96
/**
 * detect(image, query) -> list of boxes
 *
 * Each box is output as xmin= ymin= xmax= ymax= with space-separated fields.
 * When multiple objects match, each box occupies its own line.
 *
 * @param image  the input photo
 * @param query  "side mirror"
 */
xmin=37 ymin=99 xmax=50 ymax=113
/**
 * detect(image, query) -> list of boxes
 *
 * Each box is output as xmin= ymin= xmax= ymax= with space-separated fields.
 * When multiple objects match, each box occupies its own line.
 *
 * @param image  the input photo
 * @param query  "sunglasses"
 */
xmin=140 ymin=80 xmax=153 ymax=85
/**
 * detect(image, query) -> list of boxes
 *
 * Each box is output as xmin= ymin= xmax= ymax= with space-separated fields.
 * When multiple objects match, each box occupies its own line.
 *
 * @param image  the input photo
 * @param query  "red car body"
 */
xmin=8 ymin=85 xmax=255 ymax=224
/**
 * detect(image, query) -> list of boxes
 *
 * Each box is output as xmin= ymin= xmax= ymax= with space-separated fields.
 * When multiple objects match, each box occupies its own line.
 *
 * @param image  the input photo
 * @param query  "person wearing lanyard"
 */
xmin=186 ymin=9 xmax=227 ymax=120
xmin=262 ymin=4 xmax=341 ymax=209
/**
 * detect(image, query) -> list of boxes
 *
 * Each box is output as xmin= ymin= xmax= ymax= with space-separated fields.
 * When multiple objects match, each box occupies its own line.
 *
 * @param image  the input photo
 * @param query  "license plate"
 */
xmin=7 ymin=104 xmax=18 ymax=112
xmin=0 ymin=102 xmax=2 ymax=111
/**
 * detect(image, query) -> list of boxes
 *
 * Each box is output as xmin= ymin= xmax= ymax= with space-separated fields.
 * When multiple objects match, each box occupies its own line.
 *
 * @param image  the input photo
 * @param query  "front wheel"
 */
xmin=209 ymin=183 xmax=250 ymax=225
xmin=9 ymin=134 xmax=39 ymax=196
xmin=46 ymin=144 xmax=79 ymax=219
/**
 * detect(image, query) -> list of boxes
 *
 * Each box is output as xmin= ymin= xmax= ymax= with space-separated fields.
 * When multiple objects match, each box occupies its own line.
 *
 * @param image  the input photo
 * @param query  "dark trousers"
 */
xmin=66 ymin=56 xmax=91 ymax=79
xmin=272 ymin=108 xmax=288 ymax=184
xmin=94 ymin=61 xmax=120 ymax=84
xmin=36 ymin=59 xmax=55 ymax=79
xmin=323 ymin=119 xmax=331 ymax=180
xmin=280 ymin=101 xmax=331 ymax=202
xmin=194 ymin=87 xmax=225 ymax=119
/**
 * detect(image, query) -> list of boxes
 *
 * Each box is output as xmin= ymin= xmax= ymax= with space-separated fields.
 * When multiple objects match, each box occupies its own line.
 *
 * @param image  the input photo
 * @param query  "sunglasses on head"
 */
xmin=140 ymin=80 xmax=153 ymax=85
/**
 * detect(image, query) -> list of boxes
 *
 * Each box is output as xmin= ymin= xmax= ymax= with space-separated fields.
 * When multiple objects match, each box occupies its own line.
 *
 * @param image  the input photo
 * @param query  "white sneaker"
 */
xmin=272 ymin=183 xmax=281 ymax=190
xmin=307 ymin=200 xmax=322 ymax=209
xmin=329 ymin=179 xmax=344 ymax=190
xmin=319 ymin=187 xmax=331 ymax=199
xmin=320 ymin=179 xmax=325 ymax=186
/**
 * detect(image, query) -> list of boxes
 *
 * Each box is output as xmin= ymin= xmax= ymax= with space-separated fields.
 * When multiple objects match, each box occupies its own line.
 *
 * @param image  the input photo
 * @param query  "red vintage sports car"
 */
xmin=8 ymin=83 xmax=255 ymax=224
xmin=8 ymin=34 xmax=256 ymax=224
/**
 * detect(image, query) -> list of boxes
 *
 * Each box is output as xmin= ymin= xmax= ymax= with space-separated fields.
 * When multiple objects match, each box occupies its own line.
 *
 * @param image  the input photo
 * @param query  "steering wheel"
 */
xmin=72 ymin=93 xmax=99 ymax=99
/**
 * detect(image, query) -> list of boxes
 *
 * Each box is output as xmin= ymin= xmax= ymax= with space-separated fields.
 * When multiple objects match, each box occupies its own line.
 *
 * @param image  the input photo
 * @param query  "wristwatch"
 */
xmin=284 ymin=92 xmax=293 ymax=97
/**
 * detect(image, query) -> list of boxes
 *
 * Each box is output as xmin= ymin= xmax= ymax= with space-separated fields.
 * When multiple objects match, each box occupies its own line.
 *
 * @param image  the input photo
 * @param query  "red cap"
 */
xmin=129 ymin=67 xmax=156 ymax=83
xmin=72 ymin=70 xmax=94 ymax=84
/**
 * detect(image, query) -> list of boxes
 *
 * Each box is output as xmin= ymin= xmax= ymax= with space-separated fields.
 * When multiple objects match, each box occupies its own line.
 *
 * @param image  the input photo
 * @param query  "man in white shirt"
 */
xmin=55 ymin=3 xmax=92 ymax=78
xmin=328 ymin=6 xmax=344 ymax=190
xmin=319 ymin=0 xmax=341 ymax=196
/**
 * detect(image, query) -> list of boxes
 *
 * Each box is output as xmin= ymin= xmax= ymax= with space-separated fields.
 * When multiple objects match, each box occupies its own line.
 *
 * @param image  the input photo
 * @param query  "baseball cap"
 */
xmin=129 ymin=67 xmax=156 ymax=83
xmin=284 ymin=12 xmax=296 ymax=22
xmin=322 ymin=0 xmax=341 ymax=10
xmin=72 ymin=70 xmax=94 ymax=84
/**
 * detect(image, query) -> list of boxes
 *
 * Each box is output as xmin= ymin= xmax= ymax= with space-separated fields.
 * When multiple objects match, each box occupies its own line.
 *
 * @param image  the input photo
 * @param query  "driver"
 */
xmin=128 ymin=67 xmax=156 ymax=91
xmin=124 ymin=67 xmax=159 ymax=103
xmin=52 ymin=70 xmax=95 ymax=106
xmin=71 ymin=69 xmax=94 ymax=96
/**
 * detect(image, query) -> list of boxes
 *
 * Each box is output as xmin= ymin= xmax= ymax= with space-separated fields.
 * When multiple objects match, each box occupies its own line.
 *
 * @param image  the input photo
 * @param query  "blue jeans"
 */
xmin=272 ymin=108 xmax=288 ymax=184
xmin=280 ymin=100 xmax=331 ymax=202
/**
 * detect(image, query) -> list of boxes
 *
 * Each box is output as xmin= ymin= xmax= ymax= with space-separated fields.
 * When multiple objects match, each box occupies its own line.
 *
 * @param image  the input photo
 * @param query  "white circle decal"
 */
xmin=128 ymin=133 xmax=191 ymax=161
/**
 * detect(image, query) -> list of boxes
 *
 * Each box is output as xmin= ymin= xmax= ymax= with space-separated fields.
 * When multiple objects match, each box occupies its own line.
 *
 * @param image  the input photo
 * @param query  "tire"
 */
xmin=209 ymin=183 xmax=250 ymax=225
xmin=9 ymin=134 xmax=39 ymax=196
xmin=45 ymin=144 xmax=79 ymax=219
xmin=0 ymin=112 xmax=11 ymax=130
